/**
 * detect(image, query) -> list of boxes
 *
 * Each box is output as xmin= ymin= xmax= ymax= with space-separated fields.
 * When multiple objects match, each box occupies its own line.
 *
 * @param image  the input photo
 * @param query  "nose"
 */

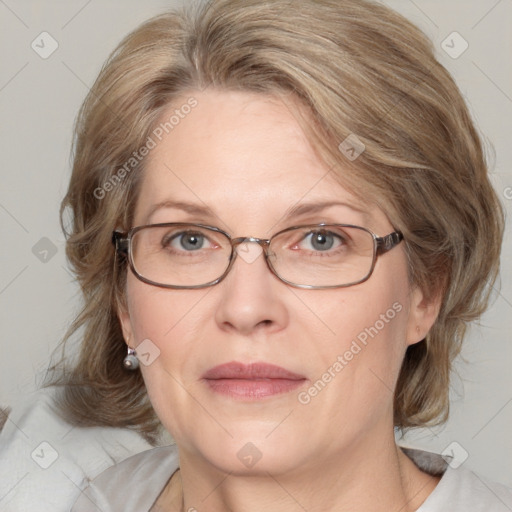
xmin=214 ymin=241 xmax=289 ymax=337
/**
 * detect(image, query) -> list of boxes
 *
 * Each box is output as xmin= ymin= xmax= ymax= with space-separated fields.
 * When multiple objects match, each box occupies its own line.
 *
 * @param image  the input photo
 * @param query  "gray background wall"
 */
xmin=1 ymin=0 xmax=511 ymax=485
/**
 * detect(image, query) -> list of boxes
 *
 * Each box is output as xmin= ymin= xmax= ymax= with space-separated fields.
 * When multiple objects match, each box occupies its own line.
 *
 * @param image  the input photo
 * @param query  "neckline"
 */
xmin=149 ymin=466 xmax=181 ymax=511
xmin=400 ymin=446 xmax=449 ymax=476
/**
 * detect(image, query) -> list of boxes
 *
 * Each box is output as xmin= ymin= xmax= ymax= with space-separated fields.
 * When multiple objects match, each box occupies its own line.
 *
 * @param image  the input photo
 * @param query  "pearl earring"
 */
xmin=123 ymin=347 xmax=139 ymax=370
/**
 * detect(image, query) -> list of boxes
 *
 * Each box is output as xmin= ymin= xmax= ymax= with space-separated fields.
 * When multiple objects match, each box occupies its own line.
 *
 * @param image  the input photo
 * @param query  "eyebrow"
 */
xmin=145 ymin=200 xmax=215 ymax=223
xmin=144 ymin=199 xmax=369 ymax=230
xmin=280 ymin=200 xmax=368 ymax=222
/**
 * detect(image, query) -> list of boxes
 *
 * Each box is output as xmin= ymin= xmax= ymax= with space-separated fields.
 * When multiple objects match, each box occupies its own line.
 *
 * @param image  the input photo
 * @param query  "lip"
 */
xmin=202 ymin=362 xmax=306 ymax=399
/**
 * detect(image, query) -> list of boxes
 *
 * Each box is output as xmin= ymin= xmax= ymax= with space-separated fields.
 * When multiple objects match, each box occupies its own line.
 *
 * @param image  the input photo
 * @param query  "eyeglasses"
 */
xmin=112 ymin=223 xmax=403 ymax=290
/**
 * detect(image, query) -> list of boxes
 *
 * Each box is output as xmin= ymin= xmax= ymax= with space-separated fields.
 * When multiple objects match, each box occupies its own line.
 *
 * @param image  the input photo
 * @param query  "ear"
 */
xmin=406 ymin=286 xmax=442 ymax=346
xmin=117 ymin=301 xmax=134 ymax=348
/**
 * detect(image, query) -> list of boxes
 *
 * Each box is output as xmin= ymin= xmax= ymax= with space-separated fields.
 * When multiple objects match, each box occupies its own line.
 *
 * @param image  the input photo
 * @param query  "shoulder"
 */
xmin=423 ymin=465 xmax=512 ymax=511
xmin=71 ymin=445 xmax=179 ymax=512
xmin=403 ymin=448 xmax=512 ymax=511
xmin=0 ymin=387 xmax=153 ymax=512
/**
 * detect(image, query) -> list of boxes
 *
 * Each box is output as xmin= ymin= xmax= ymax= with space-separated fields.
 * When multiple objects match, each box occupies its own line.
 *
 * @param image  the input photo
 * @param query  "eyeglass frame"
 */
xmin=112 ymin=222 xmax=404 ymax=290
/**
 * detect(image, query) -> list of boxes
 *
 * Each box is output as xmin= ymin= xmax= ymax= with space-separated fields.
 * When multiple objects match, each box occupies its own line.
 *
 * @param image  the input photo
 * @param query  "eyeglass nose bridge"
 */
xmin=231 ymin=236 xmax=271 ymax=247
xmin=230 ymin=236 xmax=272 ymax=264
xmin=226 ymin=236 xmax=275 ymax=274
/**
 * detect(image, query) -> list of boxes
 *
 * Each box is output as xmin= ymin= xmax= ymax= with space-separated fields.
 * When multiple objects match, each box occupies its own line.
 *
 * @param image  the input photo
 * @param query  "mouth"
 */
xmin=202 ymin=361 xmax=307 ymax=399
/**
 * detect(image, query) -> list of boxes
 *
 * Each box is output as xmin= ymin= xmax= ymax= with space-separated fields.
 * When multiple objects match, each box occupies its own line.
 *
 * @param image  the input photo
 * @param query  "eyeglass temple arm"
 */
xmin=112 ymin=231 xmax=129 ymax=254
xmin=376 ymin=231 xmax=403 ymax=255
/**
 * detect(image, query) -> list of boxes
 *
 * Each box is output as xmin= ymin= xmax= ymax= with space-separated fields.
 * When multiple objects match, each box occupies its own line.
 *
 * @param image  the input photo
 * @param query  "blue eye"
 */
xmin=301 ymin=230 xmax=343 ymax=252
xmin=179 ymin=233 xmax=204 ymax=251
xmin=164 ymin=231 xmax=210 ymax=251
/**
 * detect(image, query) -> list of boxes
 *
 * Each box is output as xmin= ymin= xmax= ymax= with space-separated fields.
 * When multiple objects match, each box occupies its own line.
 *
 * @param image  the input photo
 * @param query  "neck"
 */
xmin=159 ymin=429 xmax=439 ymax=512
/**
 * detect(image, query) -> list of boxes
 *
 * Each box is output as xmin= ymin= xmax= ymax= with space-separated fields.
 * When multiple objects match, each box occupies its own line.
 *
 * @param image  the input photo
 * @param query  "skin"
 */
xmin=119 ymin=90 xmax=441 ymax=512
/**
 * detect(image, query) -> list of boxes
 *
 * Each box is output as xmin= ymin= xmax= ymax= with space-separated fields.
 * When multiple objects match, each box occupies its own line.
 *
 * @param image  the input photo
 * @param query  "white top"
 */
xmin=0 ymin=387 xmax=154 ymax=512
xmin=71 ymin=445 xmax=512 ymax=511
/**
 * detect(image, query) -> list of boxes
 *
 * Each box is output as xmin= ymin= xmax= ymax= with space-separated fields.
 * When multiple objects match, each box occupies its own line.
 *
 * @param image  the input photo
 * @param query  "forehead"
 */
xmin=133 ymin=90 xmax=385 ymax=232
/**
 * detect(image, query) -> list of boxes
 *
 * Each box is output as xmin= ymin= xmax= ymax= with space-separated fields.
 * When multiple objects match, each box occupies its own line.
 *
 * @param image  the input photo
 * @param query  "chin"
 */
xmin=212 ymin=446 xmax=304 ymax=477
xmin=189 ymin=424 xmax=309 ymax=477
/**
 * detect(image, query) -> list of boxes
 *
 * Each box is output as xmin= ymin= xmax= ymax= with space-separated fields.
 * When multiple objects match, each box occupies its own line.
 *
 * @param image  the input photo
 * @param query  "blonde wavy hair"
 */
xmin=49 ymin=0 xmax=504 ymax=442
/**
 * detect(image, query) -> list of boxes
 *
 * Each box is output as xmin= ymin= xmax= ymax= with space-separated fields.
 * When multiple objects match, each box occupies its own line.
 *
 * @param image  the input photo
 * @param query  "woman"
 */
xmin=49 ymin=0 xmax=509 ymax=510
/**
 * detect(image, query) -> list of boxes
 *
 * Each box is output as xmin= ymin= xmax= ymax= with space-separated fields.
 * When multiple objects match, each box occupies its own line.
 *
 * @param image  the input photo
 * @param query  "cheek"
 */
xmin=321 ymin=299 xmax=406 ymax=391
xmin=125 ymin=274 xmax=206 ymax=344
xmin=125 ymin=278 xmax=214 ymax=436
xmin=124 ymin=276 xmax=211 ymax=389
xmin=293 ymin=279 xmax=411 ymax=427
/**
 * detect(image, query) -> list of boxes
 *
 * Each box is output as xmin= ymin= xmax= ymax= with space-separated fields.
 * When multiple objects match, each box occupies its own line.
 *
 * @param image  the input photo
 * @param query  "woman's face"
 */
xmin=119 ymin=90 xmax=434 ymax=476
